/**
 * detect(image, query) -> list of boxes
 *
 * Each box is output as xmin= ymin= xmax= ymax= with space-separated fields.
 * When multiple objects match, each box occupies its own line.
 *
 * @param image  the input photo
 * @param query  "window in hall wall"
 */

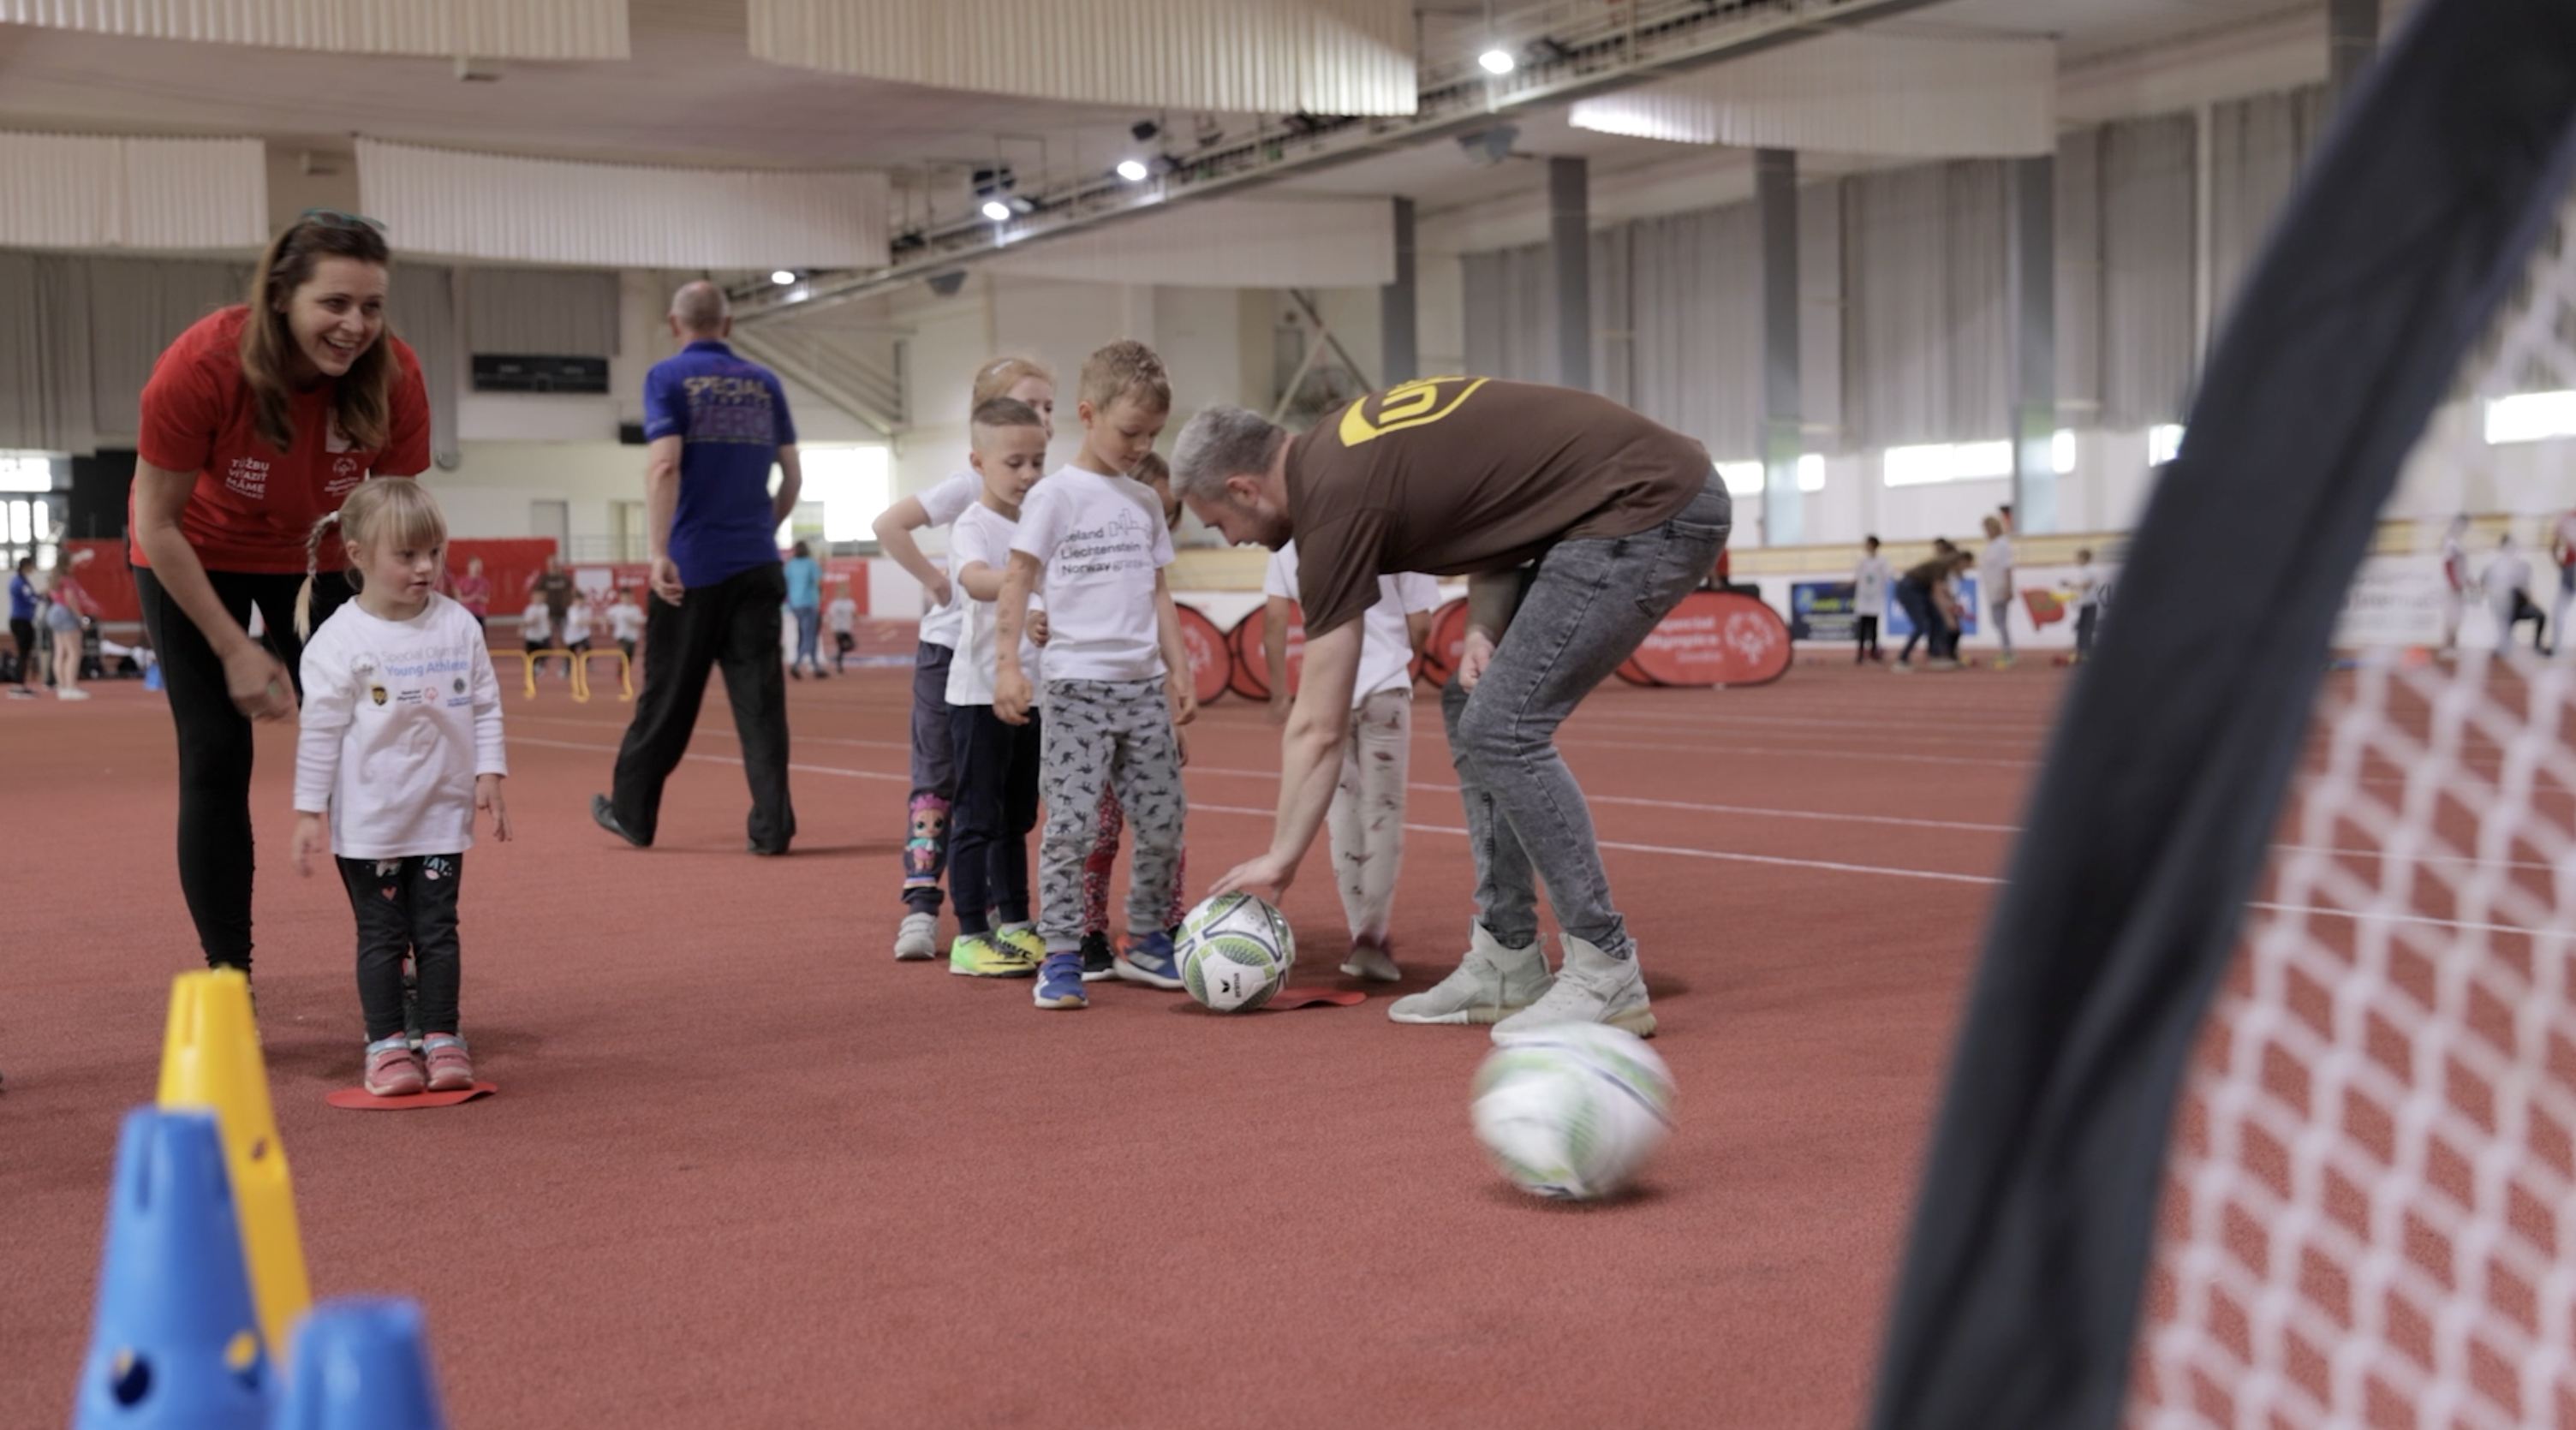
xmin=2484 ymin=390 xmax=2576 ymax=444
xmin=1716 ymin=456 xmax=1826 ymax=496
xmin=1883 ymin=434 xmax=2077 ymax=487
xmin=796 ymin=444 xmax=892 ymax=544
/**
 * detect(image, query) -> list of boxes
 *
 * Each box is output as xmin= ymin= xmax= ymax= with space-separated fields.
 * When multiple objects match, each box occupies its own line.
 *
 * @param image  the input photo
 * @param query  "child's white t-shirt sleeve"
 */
xmin=920 ymin=470 xmax=981 ymax=528
xmin=1262 ymin=544 xmax=1297 ymax=601
xmin=292 ymin=621 xmax=354 ymax=815
xmin=1009 ymin=480 xmax=1065 ymax=564
xmin=470 ymin=619 xmax=508 ymax=778
xmin=1398 ymin=572 xmax=1442 ymax=613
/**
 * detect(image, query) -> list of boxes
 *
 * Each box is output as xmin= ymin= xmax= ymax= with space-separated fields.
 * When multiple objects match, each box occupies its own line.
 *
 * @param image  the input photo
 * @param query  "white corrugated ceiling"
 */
xmin=0 ymin=130 xmax=267 ymax=248
xmin=0 ymin=0 xmax=629 ymax=58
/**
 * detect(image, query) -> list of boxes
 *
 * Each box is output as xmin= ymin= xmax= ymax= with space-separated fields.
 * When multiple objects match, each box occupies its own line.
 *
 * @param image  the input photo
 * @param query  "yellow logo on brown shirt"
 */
xmin=1338 ymin=377 xmax=1489 ymax=447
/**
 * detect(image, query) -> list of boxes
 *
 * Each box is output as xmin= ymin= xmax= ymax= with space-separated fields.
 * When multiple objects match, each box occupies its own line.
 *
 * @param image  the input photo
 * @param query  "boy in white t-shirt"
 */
xmin=1852 ymin=535 xmax=1893 ymax=664
xmin=1263 ymin=539 xmax=1439 ymax=981
xmin=942 ymin=397 xmax=1053 ymax=978
xmin=874 ymin=356 xmax=1059 ymax=962
xmin=825 ymin=581 xmax=858 ymax=673
xmin=995 ymin=340 xmax=1194 ymax=1010
xmin=606 ymin=587 xmax=646 ymax=661
xmin=2070 ymin=547 xmax=2104 ymax=663
xmin=561 ymin=593 xmax=593 ymax=659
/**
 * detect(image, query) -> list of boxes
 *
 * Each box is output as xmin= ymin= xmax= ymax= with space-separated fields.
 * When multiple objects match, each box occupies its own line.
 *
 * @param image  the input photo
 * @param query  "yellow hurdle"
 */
xmin=576 ymin=646 xmax=633 ymax=702
xmin=157 ymin=969 xmax=312 ymax=1364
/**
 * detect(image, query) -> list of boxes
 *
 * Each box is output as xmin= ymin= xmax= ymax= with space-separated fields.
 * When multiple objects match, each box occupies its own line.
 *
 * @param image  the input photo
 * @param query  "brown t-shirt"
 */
xmin=1285 ymin=378 xmax=1709 ymax=636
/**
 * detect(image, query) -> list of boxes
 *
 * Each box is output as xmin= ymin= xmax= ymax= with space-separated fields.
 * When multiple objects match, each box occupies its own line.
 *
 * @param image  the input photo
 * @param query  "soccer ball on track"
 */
xmin=1471 ymin=1023 xmax=1674 ymax=1200
xmin=1176 ymin=892 xmax=1296 ymax=1013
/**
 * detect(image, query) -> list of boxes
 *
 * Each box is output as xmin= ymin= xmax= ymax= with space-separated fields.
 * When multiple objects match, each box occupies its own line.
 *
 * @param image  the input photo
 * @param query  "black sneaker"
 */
xmin=590 ymin=793 xmax=647 ymax=848
xmin=1078 ymin=932 xmax=1116 ymax=983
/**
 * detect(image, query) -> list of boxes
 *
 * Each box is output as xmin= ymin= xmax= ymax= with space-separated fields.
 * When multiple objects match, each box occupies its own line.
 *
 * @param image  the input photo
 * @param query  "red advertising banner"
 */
xmin=1174 ymin=603 xmax=1231 ymax=706
xmin=1225 ymin=601 xmax=1305 ymax=701
xmin=1620 ymin=591 xmax=1793 ymax=688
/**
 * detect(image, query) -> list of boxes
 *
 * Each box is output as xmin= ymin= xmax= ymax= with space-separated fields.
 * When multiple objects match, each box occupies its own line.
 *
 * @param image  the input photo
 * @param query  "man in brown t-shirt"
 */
xmin=1174 ymin=378 xmax=1731 ymax=1040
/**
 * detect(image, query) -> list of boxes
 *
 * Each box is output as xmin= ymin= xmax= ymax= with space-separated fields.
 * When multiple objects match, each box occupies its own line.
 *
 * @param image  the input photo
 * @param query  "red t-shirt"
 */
xmin=130 ymin=306 xmax=431 ymax=575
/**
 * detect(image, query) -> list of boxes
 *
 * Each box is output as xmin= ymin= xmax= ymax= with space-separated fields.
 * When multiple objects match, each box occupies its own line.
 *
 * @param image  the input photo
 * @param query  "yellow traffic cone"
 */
xmin=158 ymin=970 xmax=311 ymax=1363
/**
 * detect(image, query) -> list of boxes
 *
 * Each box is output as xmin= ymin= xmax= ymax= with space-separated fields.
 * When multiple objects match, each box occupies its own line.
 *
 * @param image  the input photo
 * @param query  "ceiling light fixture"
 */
xmin=1115 ymin=158 xmax=1150 ymax=182
xmin=770 ymin=270 xmax=796 ymax=286
xmin=1457 ymin=125 xmax=1521 ymax=167
xmin=1479 ymin=48 xmax=1515 ymax=74
xmin=981 ymin=200 xmax=1011 ymax=222
xmin=1130 ymin=119 xmax=1160 ymax=143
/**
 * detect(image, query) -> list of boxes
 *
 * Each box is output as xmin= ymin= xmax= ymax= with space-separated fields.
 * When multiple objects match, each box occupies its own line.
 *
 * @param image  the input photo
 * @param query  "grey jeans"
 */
xmin=1442 ymin=474 xmax=1732 ymax=961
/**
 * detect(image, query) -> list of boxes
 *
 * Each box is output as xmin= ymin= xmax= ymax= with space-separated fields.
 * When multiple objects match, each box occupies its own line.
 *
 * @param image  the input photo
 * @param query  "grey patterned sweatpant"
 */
xmin=1037 ymin=679 xmax=1186 ymax=952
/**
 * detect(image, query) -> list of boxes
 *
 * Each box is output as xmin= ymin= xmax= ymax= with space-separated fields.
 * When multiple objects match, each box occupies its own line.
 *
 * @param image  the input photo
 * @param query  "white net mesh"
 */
xmin=2131 ymin=177 xmax=2576 ymax=1429
xmin=2133 ymin=652 xmax=2576 ymax=1429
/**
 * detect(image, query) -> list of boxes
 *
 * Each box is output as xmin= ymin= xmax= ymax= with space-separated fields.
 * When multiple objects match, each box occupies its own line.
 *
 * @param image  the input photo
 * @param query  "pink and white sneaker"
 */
xmin=365 ymin=1035 xmax=426 ymax=1097
xmin=421 ymin=1033 xmax=474 ymax=1093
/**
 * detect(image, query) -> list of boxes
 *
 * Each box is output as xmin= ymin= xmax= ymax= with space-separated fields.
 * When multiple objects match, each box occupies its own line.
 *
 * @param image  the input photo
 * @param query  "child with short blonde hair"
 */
xmin=289 ymin=479 xmax=510 ymax=1097
xmin=994 ymin=340 xmax=1194 ymax=1010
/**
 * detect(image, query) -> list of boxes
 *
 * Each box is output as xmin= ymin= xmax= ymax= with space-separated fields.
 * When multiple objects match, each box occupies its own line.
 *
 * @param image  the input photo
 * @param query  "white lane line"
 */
xmin=507 ymin=735 xmax=905 ymax=784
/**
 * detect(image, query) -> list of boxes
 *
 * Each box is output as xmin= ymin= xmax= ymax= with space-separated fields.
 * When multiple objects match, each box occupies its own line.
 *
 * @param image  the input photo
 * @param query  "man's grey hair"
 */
xmin=1170 ymin=405 xmax=1286 ymax=500
xmin=671 ymin=279 xmax=730 ymax=336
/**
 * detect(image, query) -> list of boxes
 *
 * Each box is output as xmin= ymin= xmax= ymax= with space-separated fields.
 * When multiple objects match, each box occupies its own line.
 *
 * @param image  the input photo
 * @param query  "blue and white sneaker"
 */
xmin=1113 ymin=930 xmax=1186 ymax=990
xmin=1033 ymin=952 xmax=1088 ymax=1010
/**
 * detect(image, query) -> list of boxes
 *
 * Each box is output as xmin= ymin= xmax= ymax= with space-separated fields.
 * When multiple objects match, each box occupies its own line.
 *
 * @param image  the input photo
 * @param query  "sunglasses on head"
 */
xmin=299 ymin=208 xmax=386 ymax=234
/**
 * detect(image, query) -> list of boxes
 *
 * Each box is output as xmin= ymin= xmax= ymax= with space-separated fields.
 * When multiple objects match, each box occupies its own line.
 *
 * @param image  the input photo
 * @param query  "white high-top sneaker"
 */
xmin=1386 ymin=924 xmax=1551 ymax=1025
xmin=1491 ymin=933 xmax=1655 ymax=1040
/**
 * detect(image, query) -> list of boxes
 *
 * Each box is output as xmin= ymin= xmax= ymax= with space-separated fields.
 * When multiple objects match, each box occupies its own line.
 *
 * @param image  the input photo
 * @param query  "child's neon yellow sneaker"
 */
xmin=996 ymin=926 xmax=1046 ymax=964
xmin=949 ymin=932 xmax=1037 ymax=978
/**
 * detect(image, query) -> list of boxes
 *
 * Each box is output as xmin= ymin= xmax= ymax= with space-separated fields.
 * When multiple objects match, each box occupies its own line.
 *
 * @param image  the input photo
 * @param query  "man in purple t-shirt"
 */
xmin=591 ymin=281 xmax=804 ymax=855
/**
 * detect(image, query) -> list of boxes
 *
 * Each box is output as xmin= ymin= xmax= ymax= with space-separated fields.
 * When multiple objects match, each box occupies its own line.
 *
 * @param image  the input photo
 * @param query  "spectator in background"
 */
xmin=607 ymin=586 xmax=645 ymax=662
xmin=46 ymin=551 xmax=104 ymax=700
xmin=2485 ymin=533 xmax=2547 ymax=655
xmin=452 ymin=556 xmax=492 ymax=633
xmin=2071 ymin=548 xmax=2105 ymax=663
xmin=528 ymin=555 xmax=574 ymax=655
xmin=2551 ymin=508 xmax=2576 ymax=652
xmin=1852 ymin=535 xmax=1891 ymax=664
xmin=9 ymin=555 xmax=38 ymax=697
xmin=826 ymin=581 xmax=858 ymax=674
xmin=1982 ymin=514 xmax=2016 ymax=670
xmin=2442 ymin=514 xmax=2470 ymax=654
xmin=521 ymin=596 xmax=553 ymax=674
xmin=784 ymin=539 xmax=826 ymax=680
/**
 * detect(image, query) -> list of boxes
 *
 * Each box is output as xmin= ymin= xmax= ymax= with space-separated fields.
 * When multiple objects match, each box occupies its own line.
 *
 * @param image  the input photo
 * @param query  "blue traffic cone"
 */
xmin=74 ymin=1108 xmax=270 ymax=1429
xmin=271 ymin=1299 xmax=447 ymax=1430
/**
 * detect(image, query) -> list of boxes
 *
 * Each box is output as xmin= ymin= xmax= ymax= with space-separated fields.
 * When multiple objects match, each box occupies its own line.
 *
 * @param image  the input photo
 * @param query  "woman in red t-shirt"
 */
xmin=131 ymin=213 xmax=431 ymax=976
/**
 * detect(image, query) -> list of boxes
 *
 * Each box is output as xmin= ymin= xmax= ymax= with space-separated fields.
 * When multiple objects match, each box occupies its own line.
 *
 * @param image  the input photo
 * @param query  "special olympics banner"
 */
xmin=1619 ymin=592 xmax=1793 ymax=687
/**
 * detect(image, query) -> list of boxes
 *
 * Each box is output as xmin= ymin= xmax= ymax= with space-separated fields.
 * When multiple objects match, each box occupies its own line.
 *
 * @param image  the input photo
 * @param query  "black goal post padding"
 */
xmin=1863 ymin=2 xmax=2576 ymax=1428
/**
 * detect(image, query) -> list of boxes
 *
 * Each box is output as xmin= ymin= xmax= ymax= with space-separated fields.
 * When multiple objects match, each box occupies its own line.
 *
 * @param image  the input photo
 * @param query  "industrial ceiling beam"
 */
xmin=736 ymin=0 xmax=1949 ymax=325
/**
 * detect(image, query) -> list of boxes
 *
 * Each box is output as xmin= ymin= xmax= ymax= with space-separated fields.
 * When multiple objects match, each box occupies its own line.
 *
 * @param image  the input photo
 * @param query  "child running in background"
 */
xmin=288 ymin=479 xmax=510 ymax=1098
xmin=1262 ymin=538 xmax=1439 ymax=981
xmin=1074 ymin=451 xmax=1189 ymax=980
xmin=561 ymin=590 xmax=593 ymax=664
xmin=874 ymin=356 xmax=1058 ymax=962
xmin=994 ymin=340 xmax=1194 ymax=1010
xmin=607 ymin=586 xmax=645 ymax=662
xmin=1852 ymin=534 xmax=1891 ymax=664
xmin=825 ymin=581 xmax=857 ymax=673
xmin=943 ymin=397 xmax=1053 ymax=978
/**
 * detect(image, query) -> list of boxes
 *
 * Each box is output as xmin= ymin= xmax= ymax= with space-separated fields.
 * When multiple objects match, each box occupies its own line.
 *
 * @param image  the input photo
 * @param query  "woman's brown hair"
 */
xmin=969 ymin=355 xmax=1054 ymax=408
xmin=240 ymin=214 xmax=399 ymax=456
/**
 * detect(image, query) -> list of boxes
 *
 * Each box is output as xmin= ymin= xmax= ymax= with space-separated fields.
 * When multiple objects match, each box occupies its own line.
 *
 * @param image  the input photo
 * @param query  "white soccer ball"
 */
xmin=1471 ymin=1023 xmax=1675 ymax=1200
xmin=1176 ymin=892 xmax=1296 ymax=1013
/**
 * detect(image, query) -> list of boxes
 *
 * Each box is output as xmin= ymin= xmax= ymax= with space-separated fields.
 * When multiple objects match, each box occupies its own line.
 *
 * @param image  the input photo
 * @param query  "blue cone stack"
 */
xmin=73 ymin=1108 xmax=270 ymax=1429
xmin=271 ymin=1299 xmax=448 ymax=1430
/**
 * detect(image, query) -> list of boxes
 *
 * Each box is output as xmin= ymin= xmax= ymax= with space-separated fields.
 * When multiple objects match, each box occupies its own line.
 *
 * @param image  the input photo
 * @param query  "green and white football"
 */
xmin=1176 ymin=892 xmax=1296 ymax=1013
xmin=1471 ymin=1024 xmax=1675 ymax=1200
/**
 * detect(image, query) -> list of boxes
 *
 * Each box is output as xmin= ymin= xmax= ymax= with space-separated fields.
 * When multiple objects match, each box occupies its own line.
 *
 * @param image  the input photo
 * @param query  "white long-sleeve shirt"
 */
xmin=295 ymin=593 xmax=508 ymax=859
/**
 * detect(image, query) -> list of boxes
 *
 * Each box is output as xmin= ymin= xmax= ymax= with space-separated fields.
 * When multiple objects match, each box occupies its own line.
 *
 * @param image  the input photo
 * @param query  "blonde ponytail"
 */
xmin=295 ymin=510 xmax=343 ymax=639
xmin=293 ymin=476 xmax=449 ymax=637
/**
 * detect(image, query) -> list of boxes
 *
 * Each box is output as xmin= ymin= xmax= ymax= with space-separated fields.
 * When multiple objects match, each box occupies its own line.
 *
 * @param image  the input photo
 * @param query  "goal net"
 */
xmin=1863 ymin=4 xmax=2576 ymax=1429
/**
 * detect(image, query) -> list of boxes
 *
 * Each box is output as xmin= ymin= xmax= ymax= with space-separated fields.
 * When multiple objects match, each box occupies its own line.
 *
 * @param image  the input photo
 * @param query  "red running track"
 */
xmin=0 ymin=660 xmax=2066 ymax=1427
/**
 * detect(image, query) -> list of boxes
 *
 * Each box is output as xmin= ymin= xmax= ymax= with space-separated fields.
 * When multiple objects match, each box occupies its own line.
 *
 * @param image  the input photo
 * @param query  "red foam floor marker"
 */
xmin=325 ymin=1081 xmax=498 ymax=1111
xmin=1271 ymin=987 xmax=1367 ymax=1008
